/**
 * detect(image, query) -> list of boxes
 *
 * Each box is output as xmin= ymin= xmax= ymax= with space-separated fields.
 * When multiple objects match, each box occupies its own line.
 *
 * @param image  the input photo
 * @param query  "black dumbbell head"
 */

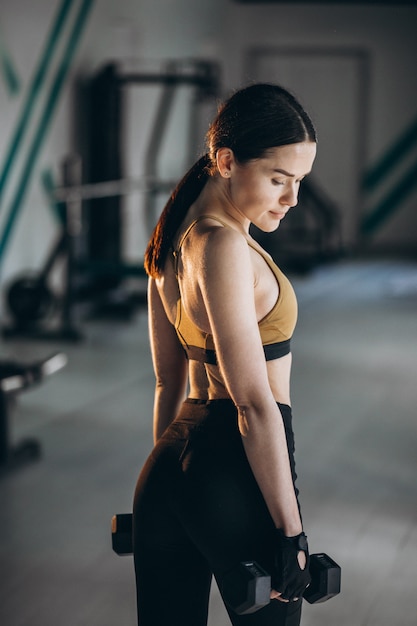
xmin=111 ymin=513 xmax=133 ymax=555
xmin=304 ymin=553 xmax=341 ymax=604
xmin=222 ymin=562 xmax=271 ymax=615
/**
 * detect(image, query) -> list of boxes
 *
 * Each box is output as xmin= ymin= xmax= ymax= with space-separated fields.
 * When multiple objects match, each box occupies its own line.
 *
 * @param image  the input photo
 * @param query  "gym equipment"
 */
xmin=7 ymin=275 xmax=55 ymax=326
xmin=110 ymin=512 xmax=341 ymax=613
xmin=88 ymin=60 xmax=219 ymax=245
xmin=0 ymin=352 xmax=67 ymax=474
xmin=2 ymin=59 xmax=220 ymax=340
xmin=83 ymin=60 xmax=220 ymax=314
xmin=5 ymin=234 xmax=65 ymax=330
xmin=2 ymin=155 xmax=84 ymax=341
xmin=111 ymin=513 xmax=133 ymax=556
xmin=222 ymin=553 xmax=341 ymax=614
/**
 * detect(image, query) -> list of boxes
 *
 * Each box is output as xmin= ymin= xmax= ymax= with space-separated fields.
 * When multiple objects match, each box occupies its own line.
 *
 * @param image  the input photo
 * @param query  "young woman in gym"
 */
xmin=133 ymin=83 xmax=317 ymax=626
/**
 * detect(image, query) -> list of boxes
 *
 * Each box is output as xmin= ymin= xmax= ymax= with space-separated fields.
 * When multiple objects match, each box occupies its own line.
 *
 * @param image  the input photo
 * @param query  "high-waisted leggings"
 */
xmin=133 ymin=398 xmax=302 ymax=626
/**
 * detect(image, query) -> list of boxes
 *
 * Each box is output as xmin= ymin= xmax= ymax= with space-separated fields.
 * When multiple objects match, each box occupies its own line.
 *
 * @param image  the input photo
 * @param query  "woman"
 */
xmin=133 ymin=83 xmax=317 ymax=626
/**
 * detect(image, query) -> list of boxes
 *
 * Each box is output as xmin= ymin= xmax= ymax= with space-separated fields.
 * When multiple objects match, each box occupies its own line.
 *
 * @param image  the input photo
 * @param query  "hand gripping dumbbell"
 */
xmin=221 ymin=553 xmax=341 ymax=615
xmin=111 ymin=514 xmax=341 ymax=615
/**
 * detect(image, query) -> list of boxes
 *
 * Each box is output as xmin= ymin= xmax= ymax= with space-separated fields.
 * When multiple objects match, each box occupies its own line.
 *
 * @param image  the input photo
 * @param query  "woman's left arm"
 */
xmin=148 ymin=278 xmax=188 ymax=442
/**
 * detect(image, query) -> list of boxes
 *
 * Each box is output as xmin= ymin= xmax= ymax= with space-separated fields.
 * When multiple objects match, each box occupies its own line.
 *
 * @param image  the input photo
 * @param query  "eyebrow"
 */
xmin=273 ymin=168 xmax=295 ymax=177
xmin=272 ymin=168 xmax=311 ymax=177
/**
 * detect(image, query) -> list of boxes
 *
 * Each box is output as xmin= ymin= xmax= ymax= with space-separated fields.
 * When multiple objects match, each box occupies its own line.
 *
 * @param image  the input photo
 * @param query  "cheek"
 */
xmin=247 ymin=179 xmax=274 ymax=202
xmin=233 ymin=178 xmax=260 ymax=205
xmin=232 ymin=174 xmax=276 ymax=209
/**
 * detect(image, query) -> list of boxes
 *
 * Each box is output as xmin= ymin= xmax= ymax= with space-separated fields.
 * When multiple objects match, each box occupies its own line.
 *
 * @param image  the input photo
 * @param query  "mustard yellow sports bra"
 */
xmin=173 ymin=215 xmax=298 ymax=364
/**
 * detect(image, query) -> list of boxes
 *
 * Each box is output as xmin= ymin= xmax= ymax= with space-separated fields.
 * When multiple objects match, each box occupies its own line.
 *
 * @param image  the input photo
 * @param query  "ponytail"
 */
xmin=144 ymin=154 xmax=211 ymax=278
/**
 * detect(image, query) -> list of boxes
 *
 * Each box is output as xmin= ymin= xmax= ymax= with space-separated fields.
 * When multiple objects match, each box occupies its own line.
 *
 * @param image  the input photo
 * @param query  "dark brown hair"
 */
xmin=144 ymin=83 xmax=316 ymax=277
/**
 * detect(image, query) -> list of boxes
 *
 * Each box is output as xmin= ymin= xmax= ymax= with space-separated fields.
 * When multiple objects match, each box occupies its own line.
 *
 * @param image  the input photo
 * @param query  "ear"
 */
xmin=216 ymin=148 xmax=234 ymax=178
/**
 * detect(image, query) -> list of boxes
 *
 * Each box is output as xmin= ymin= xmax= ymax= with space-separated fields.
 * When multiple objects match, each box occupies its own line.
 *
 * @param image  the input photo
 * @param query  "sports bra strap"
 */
xmin=173 ymin=214 xmax=231 ymax=275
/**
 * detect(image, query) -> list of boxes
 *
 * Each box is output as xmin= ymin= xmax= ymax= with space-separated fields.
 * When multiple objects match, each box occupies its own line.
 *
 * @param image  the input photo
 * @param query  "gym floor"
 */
xmin=0 ymin=258 xmax=416 ymax=626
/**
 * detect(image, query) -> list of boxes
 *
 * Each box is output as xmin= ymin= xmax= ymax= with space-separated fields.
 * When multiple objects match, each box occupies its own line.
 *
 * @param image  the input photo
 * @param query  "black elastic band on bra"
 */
xmin=263 ymin=338 xmax=291 ymax=360
xmin=182 ymin=339 xmax=291 ymax=364
xmin=184 ymin=345 xmax=218 ymax=365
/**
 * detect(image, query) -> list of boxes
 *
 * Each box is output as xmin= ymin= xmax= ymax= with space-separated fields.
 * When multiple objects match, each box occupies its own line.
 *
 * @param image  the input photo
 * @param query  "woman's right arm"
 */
xmin=197 ymin=227 xmax=311 ymax=599
xmin=196 ymin=227 xmax=303 ymax=537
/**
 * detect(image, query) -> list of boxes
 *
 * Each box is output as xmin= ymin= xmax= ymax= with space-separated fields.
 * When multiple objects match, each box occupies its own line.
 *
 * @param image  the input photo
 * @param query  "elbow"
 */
xmin=235 ymin=398 xmax=279 ymax=437
xmin=236 ymin=405 xmax=250 ymax=437
xmin=235 ymin=402 xmax=263 ymax=438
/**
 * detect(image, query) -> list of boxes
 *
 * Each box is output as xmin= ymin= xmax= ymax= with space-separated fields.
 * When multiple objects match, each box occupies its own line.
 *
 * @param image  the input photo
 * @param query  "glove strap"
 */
xmin=276 ymin=529 xmax=309 ymax=552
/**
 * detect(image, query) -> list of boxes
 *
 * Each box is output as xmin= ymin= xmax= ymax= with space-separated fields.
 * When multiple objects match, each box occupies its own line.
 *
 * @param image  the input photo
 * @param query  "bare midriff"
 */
xmin=188 ymin=351 xmax=292 ymax=406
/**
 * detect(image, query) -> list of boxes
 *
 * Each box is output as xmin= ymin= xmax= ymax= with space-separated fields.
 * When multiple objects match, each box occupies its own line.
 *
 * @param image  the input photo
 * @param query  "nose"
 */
xmin=281 ymin=183 xmax=299 ymax=208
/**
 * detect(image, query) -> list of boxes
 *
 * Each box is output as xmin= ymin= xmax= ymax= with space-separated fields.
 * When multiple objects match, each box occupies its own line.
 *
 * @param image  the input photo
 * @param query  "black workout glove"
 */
xmin=271 ymin=529 xmax=311 ymax=601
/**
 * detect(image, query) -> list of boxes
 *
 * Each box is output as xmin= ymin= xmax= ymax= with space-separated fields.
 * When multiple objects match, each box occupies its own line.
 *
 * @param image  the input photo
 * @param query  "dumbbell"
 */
xmin=111 ymin=513 xmax=133 ymax=555
xmin=111 ymin=514 xmax=341 ymax=614
xmin=222 ymin=553 xmax=341 ymax=615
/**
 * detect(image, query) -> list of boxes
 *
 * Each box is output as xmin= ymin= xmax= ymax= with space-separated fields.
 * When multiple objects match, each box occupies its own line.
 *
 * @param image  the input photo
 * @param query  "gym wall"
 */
xmin=0 ymin=0 xmax=416 ymax=300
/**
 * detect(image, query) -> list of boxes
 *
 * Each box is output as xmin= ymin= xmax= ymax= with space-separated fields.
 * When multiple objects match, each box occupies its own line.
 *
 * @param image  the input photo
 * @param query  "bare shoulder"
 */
xmin=194 ymin=219 xmax=252 ymax=276
xmin=178 ymin=217 xmax=255 ymax=330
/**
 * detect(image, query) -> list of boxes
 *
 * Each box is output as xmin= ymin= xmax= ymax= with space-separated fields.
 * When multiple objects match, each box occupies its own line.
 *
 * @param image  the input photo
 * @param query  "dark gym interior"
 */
xmin=1 ymin=1 xmax=416 ymax=625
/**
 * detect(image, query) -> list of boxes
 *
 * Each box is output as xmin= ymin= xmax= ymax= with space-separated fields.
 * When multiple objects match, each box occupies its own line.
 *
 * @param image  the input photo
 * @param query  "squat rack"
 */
xmin=2 ymin=59 xmax=220 ymax=341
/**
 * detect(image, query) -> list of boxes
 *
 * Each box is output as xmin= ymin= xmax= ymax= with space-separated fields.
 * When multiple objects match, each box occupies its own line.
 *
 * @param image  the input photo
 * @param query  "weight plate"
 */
xmin=7 ymin=276 xmax=55 ymax=325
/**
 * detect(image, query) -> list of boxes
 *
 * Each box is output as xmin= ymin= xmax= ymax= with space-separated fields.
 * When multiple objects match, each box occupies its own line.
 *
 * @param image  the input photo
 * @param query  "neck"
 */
xmin=191 ymin=176 xmax=251 ymax=234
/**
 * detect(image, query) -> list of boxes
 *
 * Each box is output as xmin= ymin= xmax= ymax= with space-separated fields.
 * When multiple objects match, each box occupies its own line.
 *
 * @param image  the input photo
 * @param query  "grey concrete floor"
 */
xmin=0 ymin=258 xmax=416 ymax=626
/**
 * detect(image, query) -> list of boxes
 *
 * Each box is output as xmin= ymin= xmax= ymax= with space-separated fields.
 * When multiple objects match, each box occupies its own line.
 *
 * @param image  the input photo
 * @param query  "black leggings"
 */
xmin=133 ymin=399 xmax=302 ymax=626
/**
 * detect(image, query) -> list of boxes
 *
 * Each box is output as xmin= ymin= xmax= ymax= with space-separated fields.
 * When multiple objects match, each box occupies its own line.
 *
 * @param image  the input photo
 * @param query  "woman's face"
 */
xmin=226 ymin=142 xmax=317 ymax=232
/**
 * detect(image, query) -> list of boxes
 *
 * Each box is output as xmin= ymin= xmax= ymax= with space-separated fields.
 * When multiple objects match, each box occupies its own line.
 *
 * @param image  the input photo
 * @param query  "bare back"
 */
xmin=155 ymin=215 xmax=293 ymax=405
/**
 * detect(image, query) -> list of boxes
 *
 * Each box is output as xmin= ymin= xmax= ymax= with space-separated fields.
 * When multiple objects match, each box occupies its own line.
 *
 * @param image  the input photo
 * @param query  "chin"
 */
xmin=255 ymin=219 xmax=281 ymax=233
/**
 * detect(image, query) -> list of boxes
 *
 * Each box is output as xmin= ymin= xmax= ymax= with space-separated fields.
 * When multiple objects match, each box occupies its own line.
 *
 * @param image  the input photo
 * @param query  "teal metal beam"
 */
xmin=361 ymin=157 xmax=417 ymax=234
xmin=0 ymin=0 xmax=94 ymax=261
xmin=41 ymin=169 xmax=65 ymax=225
xmin=0 ymin=30 xmax=21 ymax=96
xmin=0 ymin=0 xmax=74 ymax=199
xmin=362 ymin=117 xmax=417 ymax=192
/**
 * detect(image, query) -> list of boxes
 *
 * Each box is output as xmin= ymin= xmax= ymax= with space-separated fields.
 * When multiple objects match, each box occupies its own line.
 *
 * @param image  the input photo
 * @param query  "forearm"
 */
xmin=238 ymin=400 xmax=302 ymax=535
xmin=153 ymin=382 xmax=187 ymax=443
